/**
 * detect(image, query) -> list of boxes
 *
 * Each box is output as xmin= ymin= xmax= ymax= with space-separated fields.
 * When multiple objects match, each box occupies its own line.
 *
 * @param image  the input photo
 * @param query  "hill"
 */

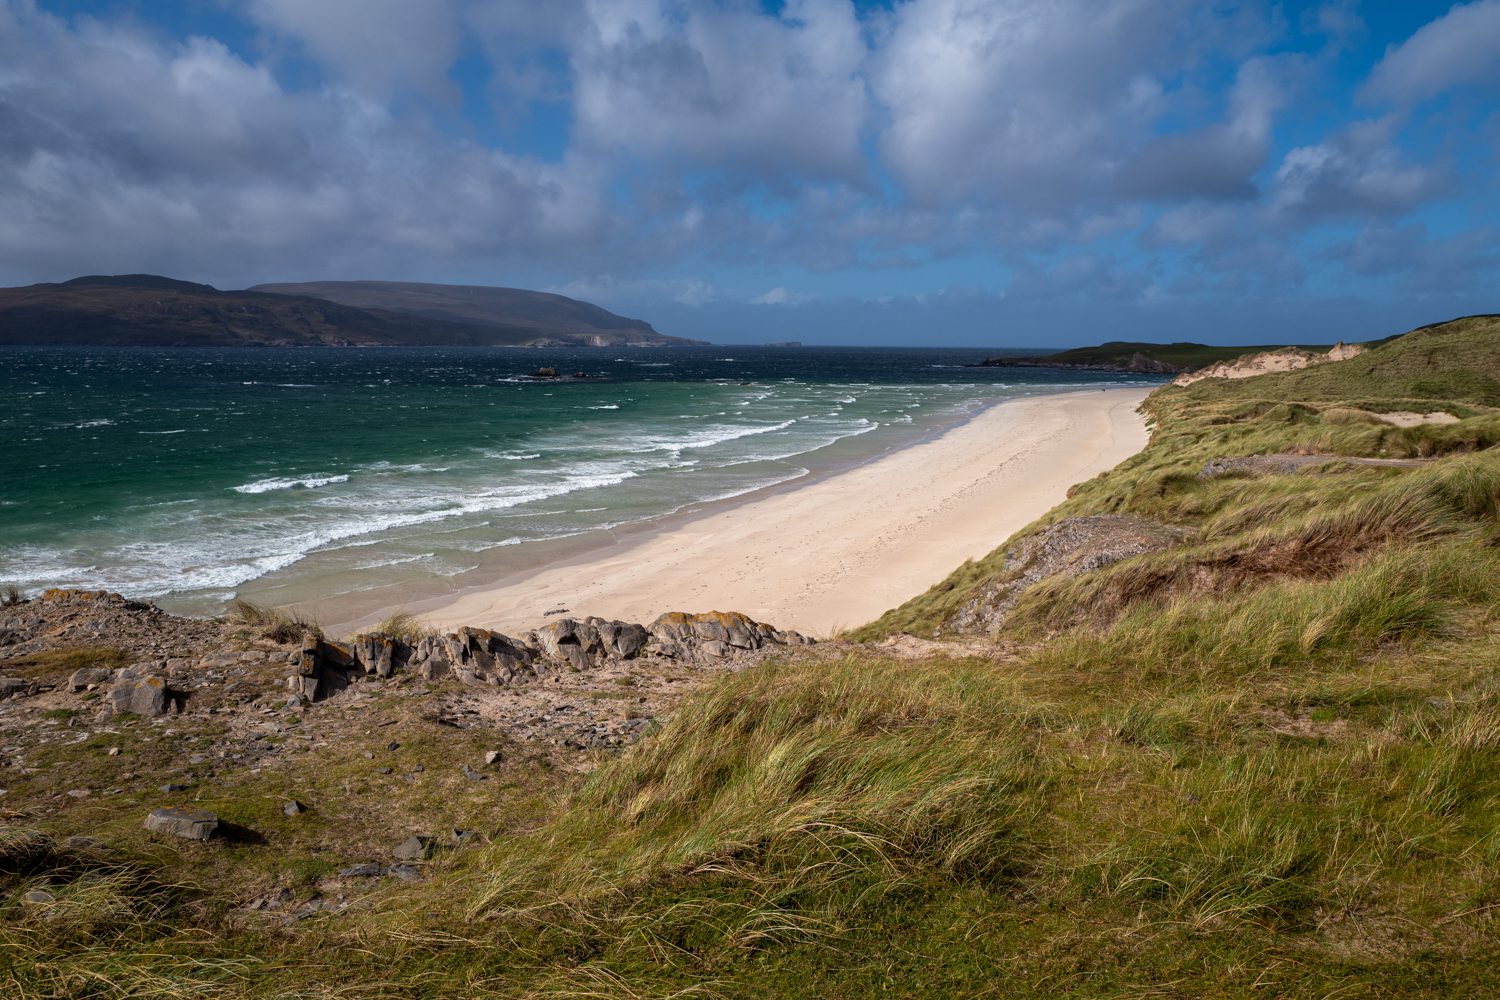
xmin=4 ymin=313 xmax=1500 ymax=996
xmin=978 ymin=339 xmax=1342 ymax=373
xmin=251 ymin=280 xmax=703 ymax=347
xmin=0 ymin=275 xmax=697 ymax=348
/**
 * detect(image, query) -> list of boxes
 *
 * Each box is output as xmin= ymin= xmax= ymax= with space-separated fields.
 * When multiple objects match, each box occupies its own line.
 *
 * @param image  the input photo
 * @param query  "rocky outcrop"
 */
xmin=950 ymin=515 xmax=1185 ymax=635
xmin=286 ymin=612 xmax=813 ymax=703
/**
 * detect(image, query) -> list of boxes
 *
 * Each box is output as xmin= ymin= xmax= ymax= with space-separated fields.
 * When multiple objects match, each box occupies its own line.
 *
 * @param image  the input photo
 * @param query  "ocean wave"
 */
xmin=588 ymin=404 xmax=620 ymax=410
xmin=72 ymin=419 xmax=115 ymax=429
xmin=139 ymin=429 xmax=188 ymax=435
xmin=232 ymin=474 xmax=350 ymax=494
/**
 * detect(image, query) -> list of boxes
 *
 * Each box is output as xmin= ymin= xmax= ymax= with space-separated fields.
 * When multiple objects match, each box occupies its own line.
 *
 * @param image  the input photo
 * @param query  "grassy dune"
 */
xmin=5 ymin=315 xmax=1500 ymax=997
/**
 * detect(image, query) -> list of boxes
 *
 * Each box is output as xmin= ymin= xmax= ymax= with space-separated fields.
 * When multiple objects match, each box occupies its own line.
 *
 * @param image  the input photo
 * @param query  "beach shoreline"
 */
xmin=327 ymin=386 xmax=1151 ymax=639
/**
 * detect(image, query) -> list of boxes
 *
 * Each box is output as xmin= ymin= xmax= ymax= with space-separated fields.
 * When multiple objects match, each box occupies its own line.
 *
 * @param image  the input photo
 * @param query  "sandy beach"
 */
xmin=413 ymin=387 xmax=1151 ymax=638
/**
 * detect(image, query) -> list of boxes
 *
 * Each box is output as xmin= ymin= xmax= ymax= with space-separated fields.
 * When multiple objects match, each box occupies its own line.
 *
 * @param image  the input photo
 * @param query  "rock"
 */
xmin=699 ymin=640 xmax=731 ymax=658
xmin=69 ymin=666 xmax=113 ymax=691
xmin=22 ymin=889 xmax=54 ymax=904
xmin=483 ymin=750 xmax=503 ymax=766
xmin=340 ymin=863 xmax=387 ymax=878
xmin=388 ymin=864 xmax=423 ymax=882
xmin=451 ymin=828 xmax=479 ymax=846
xmin=107 ymin=746 xmax=121 ymax=756
xmin=392 ymin=835 xmax=434 ymax=861
xmin=109 ymin=674 xmax=171 ymax=716
xmin=461 ymin=764 xmax=486 ymax=781
xmin=160 ymin=783 xmax=190 ymax=793
xmin=283 ymin=800 xmax=305 ymax=816
xmin=144 ymin=806 xmax=218 ymax=841
xmin=0 ymin=677 xmax=31 ymax=698
xmin=386 ymin=740 xmax=400 ymax=751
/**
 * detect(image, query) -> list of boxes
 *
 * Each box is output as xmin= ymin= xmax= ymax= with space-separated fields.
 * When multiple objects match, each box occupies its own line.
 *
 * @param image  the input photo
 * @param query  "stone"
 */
xmin=339 ymin=863 xmax=387 ymax=878
xmin=388 ymin=864 xmax=424 ymax=882
xmin=699 ymin=640 xmax=731 ymax=658
xmin=386 ymin=741 xmax=400 ymax=751
xmin=109 ymin=675 xmax=170 ymax=716
xmin=283 ymin=800 xmax=305 ymax=816
xmin=392 ymin=835 xmax=434 ymax=862
xmin=144 ymin=806 xmax=218 ymax=841
xmin=483 ymin=750 xmax=503 ymax=766
xmin=22 ymin=889 xmax=54 ymax=904
xmin=69 ymin=666 xmax=113 ymax=691
xmin=461 ymin=764 xmax=486 ymax=781
xmin=107 ymin=746 xmax=121 ymax=756
xmin=160 ymin=783 xmax=190 ymax=793
xmin=0 ymin=677 xmax=31 ymax=698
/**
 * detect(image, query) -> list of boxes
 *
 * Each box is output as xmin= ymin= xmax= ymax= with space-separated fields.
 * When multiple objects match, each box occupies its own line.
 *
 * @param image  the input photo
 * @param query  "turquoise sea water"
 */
xmin=1 ymin=346 xmax=1160 ymax=615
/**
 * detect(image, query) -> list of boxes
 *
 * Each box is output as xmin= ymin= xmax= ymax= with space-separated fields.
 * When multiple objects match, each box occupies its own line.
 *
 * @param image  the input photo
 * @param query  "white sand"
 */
xmin=422 ymin=387 xmax=1152 ymax=638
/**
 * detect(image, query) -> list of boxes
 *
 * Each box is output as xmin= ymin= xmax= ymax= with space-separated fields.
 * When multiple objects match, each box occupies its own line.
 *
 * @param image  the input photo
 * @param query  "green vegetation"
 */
xmin=1016 ymin=339 xmax=1334 ymax=369
xmin=5 ymin=313 xmax=1500 ymax=996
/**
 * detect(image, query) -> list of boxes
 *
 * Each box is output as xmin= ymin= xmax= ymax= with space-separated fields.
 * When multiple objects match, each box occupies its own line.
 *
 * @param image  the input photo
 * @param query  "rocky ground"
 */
xmin=0 ymin=590 xmax=817 ymax=922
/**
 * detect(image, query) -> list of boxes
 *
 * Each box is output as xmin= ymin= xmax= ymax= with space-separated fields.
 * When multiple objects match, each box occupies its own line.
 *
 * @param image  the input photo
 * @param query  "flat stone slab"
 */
xmin=144 ymin=806 xmax=219 ymax=841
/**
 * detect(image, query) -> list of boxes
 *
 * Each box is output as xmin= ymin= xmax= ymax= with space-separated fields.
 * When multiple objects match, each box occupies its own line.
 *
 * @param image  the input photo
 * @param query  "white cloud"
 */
xmin=568 ymin=0 xmax=869 ymax=183
xmin=751 ymin=286 xmax=814 ymax=306
xmin=1269 ymin=118 xmax=1445 ymax=221
xmin=1362 ymin=0 xmax=1500 ymax=105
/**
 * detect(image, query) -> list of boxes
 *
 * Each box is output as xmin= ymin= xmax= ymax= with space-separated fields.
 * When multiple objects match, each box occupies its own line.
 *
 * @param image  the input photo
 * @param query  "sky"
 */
xmin=0 ymin=1 xmax=1496 ymax=347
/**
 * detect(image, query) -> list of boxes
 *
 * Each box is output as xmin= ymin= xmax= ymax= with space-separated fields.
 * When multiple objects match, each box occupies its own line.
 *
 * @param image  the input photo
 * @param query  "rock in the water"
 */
xmin=69 ymin=666 xmax=113 ymax=691
xmin=109 ymin=674 xmax=171 ymax=716
xmin=392 ymin=835 xmax=434 ymax=861
xmin=144 ymin=806 xmax=218 ymax=841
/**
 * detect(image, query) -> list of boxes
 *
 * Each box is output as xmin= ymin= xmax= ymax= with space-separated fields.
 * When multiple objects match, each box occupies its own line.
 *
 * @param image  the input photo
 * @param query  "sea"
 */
xmin=0 ymin=346 xmax=1161 ymax=618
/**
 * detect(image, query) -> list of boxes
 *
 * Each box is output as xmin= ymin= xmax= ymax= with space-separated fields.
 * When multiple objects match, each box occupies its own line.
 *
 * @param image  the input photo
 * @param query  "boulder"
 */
xmin=392 ymin=835 xmax=434 ymax=861
xmin=144 ymin=806 xmax=218 ymax=841
xmin=69 ymin=666 xmax=113 ymax=691
xmin=109 ymin=674 xmax=170 ymax=716
xmin=0 ymin=677 xmax=31 ymax=698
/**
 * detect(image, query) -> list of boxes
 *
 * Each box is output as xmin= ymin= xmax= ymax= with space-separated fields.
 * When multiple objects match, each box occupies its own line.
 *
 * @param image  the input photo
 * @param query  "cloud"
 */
xmin=751 ymin=286 xmax=815 ymax=306
xmin=1269 ymin=118 xmax=1446 ymax=221
xmin=869 ymin=0 xmax=1280 ymax=212
xmin=568 ymin=0 xmax=869 ymax=184
xmin=0 ymin=2 xmax=615 ymax=285
xmin=243 ymin=0 xmax=465 ymax=102
xmin=1362 ymin=0 xmax=1500 ymax=105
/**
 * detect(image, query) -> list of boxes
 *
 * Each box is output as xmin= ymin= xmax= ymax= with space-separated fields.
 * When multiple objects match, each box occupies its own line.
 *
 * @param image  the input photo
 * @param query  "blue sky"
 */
xmin=1 ymin=1 xmax=1496 ymax=346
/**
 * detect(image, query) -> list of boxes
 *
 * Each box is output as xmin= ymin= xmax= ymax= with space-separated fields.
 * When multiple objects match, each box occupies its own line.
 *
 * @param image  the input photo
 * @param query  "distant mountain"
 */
xmin=0 ymin=275 xmax=700 ymax=348
xmin=251 ymin=280 xmax=704 ymax=347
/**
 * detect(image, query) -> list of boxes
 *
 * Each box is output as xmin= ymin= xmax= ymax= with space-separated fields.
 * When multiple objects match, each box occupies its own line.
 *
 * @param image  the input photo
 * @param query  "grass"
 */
xmin=366 ymin=609 xmax=434 ymax=643
xmin=226 ymin=599 xmax=322 ymax=644
xmin=4 ymin=313 xmax=1500 ymax=995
